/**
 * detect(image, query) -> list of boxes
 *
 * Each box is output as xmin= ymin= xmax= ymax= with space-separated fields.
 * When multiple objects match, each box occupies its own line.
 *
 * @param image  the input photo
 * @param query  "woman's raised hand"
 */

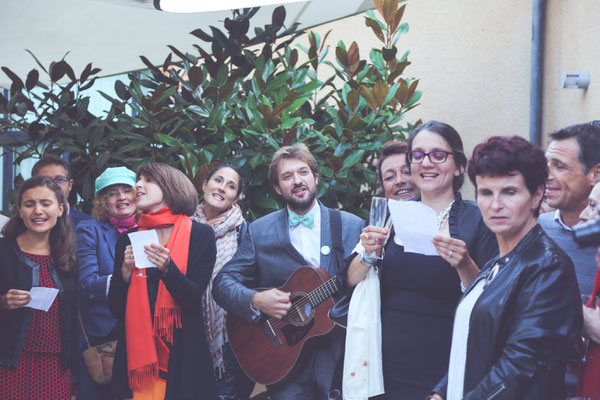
xmin=121 ymin=245 xmax=134 ymax=282
xmin=432 ymin=235 xmax=474 ymax=270
xmin=145 ymin=243 xmax=171 ymax=272
xmin=0 ymin=289 xmax=31 ymax=310
xmin=360 ymin=225 xmax=389 ymax=258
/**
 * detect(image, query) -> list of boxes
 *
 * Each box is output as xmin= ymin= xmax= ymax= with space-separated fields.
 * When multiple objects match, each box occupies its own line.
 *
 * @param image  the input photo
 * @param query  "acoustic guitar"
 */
xmin=226 ymin=266 xmax=341 ymax=385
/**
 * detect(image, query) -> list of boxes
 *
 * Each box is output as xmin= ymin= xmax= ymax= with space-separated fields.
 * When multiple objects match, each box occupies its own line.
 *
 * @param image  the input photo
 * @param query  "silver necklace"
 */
xmin=437 ymin=201 xmax=454 ymax=230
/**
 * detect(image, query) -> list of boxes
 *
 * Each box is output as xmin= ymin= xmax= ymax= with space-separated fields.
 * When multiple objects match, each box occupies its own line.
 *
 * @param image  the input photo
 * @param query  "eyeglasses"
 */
xmin=53 ymin=176 xmax=70 ymax=185
xmin=408 ymin=150 xmax=453 ymax=164
xmin=105 ymin=187 xmax=134 ymax=198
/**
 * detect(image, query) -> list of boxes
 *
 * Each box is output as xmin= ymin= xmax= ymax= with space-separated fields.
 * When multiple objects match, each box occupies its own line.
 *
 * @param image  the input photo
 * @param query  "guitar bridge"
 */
xmin=263 ymin=318 xmax=282 ymax=347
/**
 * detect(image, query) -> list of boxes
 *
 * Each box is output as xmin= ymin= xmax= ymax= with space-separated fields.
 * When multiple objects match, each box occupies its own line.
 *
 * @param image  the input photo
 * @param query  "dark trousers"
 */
xmin=267 ymin=336 xmax=342 ymax=400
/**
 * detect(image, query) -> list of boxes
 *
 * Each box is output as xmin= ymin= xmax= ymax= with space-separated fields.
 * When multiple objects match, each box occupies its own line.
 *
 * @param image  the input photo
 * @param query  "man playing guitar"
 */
xmin=213 ymin=143 xmax=364 ymax=399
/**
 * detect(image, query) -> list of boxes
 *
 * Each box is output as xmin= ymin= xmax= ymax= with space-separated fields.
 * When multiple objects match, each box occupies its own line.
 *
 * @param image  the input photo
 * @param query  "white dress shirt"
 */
xmin=288 ymin=202 xmax=321 ymax=268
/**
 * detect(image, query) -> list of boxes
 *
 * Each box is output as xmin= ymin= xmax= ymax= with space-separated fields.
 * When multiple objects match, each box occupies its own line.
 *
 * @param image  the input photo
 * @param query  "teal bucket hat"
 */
xmin=95 ymin=167 xmax=137 ymax=196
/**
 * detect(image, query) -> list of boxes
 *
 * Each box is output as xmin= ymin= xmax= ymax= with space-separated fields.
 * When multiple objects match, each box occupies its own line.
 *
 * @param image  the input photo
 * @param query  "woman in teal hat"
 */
xmin=76 ymin=166 xmax=138 ymax=400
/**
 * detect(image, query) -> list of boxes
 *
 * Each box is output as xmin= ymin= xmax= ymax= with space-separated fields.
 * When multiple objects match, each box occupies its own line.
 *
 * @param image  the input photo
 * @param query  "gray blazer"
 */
xmin=213 ymin=202 xmax=364 ymax=323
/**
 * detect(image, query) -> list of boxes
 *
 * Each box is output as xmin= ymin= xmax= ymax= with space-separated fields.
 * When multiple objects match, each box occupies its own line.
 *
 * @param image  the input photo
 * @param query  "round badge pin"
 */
xmin=321 ymin=245 xmax=331 ymax=255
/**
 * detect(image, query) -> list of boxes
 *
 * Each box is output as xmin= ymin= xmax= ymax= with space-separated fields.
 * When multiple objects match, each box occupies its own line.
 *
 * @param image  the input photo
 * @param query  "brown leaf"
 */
xmin=283 ymin=127 xmax=297 ymax=146
xmin=337 ymin=108 xmax=349 ymax=124
xmin=336 ymin=46 xmax=348 ymax=68
xmin=258 ymin=104 xmax=273 ymax=127
xmin=408 ymin=79 xmax=419 ymax=99
xmin=325 ymin=152 xmax=343 ymax=173
xmin=272 ymin=5 xmax=286 ymax=27
xmin=188 ymin=66 xmax=203 ymax=88
xmin=290 ymin=49 xmax=298 ymax=68
xmin=373 ymin=0 xmax=385 ymax=17
xmin=218 ymin=81 xmax=235 ymax=103
xmin=383 ymin=0 xmax=399 ymax=25
xmin=319 ymin=30 xmax=332 ymax=53
xmin=308 ymin=32 xmax=317 ymax=51
xmin=347 ymin=42 xmax=360 ymax=67
xmin=342 ymin=128 xmax=354 ymax=142
xmin=396 ymin=79 xmax=409 ymax=105
xmin=365 ymin=18 xmax=385 ymax=43
xmin=391 ymin=4 xmax=406 ymax=33
xmin=360 ymin=86 xmax=378 ymax=111
xmin=323 ymin=125 xmax=339 ymax=141
xmin=193 ymin=164 xmax=210 ymax=189
xmin=347 ymin=89 xmax=359 ymax=111
xmin=387 ymin=60 xmax=410 ymax=84
xmin=373 ymin=82 xmax=389 ymax=107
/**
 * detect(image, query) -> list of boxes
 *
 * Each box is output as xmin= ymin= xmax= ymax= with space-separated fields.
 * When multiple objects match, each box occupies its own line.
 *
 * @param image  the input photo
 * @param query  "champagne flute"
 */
xmin=369 ymin=196 xmax=388 ymax=259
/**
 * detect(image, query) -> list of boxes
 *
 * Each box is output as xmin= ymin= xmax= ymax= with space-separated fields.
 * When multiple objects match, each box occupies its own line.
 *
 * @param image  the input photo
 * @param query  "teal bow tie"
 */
xmin=289 ymin=211 xmax=315 ymax=229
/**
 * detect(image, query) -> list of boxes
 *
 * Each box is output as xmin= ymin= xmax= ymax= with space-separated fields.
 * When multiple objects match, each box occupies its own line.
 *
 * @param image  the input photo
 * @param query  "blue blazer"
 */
xmin=76 ymin=219 xmax=119 ymax=338
xmin=69 ymin=207 xmax=92 ymax=230
xmin=213 ymin=202 xmax=364 ymax=323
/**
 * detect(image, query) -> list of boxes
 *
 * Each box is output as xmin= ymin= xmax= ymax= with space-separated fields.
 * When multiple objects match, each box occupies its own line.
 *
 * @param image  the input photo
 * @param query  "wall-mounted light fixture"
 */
xmin=561 ymin=70 xmax=590 ymax=89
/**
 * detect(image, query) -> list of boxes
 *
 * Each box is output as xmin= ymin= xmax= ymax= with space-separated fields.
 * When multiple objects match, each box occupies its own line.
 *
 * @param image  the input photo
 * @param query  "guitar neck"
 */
xmin=307 ymin=276 xmax=339 ymax=307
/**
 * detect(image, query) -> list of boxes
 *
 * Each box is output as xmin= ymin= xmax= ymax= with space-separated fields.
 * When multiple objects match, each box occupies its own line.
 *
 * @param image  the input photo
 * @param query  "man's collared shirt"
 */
xmin=552 ymin=209 xmax=585 ymax=231
xmin=288 ymin=202 xmax=321 ymax=268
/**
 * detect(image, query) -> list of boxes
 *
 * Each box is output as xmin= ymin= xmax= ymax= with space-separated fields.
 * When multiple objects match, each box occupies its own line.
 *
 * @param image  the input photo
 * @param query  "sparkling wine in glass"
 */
xmin=369 ymin=196 xmax=388 ymax=259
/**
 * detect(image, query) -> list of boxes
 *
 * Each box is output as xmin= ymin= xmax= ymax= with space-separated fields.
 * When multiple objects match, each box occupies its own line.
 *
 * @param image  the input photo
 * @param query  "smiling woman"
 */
xmin=0 ymin=176 xmax=78 ymax=400
xmin=192 ymin=164 xmax=254 ymax=399
xmin=76 ymin=166 xmax=137 ymax=399
xmin=347 ymin=121 xmax=498 ymax=400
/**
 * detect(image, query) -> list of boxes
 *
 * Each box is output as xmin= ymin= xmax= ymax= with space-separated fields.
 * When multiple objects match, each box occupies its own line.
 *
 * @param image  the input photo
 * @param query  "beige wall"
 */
xmin=307 ymin=0 xmax=600 ymax=198
xmin=544 ymin=0 xmax=600 ymax=144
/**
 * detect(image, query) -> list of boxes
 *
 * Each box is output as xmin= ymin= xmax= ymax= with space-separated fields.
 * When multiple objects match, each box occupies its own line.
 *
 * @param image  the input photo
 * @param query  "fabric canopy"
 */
xmin=0 ymin=0 xmax=373 ymax=88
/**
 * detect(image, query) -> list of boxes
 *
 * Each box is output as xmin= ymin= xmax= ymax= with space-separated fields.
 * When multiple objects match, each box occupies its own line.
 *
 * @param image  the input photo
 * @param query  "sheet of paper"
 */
xmin=128 ymin=229 xmax=159 ymax=269
xmin=27 ymin=287 xmax=59 ymax=312
xmin=387 ymin=199 xmax=439 ymax=256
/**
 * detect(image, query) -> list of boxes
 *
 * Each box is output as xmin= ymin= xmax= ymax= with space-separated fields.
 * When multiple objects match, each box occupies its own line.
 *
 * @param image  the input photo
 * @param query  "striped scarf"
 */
xmin=192 ymin=203 xmax=244 ymax=377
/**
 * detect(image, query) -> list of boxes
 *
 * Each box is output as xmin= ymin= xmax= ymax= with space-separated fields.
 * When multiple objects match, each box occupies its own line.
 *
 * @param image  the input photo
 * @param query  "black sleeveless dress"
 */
xmin=377 ymin=239 xmax=462 ymax=399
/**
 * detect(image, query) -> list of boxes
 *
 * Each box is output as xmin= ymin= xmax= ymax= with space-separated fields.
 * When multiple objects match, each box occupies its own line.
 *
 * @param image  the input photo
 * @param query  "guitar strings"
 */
xmin=268 ymin=283 xmax=334 ymax=329
xmin=267 ymin=278 xmax=339 ymax=329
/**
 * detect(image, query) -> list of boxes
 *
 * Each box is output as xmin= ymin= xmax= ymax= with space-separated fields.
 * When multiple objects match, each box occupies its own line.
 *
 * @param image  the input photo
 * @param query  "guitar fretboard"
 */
xmin=307 ymin=277 xmax=339 ymax=306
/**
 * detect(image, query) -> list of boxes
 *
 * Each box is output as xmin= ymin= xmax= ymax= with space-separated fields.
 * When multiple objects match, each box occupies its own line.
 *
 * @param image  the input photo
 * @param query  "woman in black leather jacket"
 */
xmin=430 ymin=136 xmax=582 ymax=400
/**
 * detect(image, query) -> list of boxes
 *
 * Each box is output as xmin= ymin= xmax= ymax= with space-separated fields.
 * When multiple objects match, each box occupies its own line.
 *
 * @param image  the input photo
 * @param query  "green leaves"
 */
xmin=0 ymin=2 xmax=421 ymax=219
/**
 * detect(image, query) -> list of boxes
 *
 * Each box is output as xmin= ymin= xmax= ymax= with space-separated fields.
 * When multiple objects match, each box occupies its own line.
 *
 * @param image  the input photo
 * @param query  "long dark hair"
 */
xmin=1 ymin=176 xmax=77 ymax=273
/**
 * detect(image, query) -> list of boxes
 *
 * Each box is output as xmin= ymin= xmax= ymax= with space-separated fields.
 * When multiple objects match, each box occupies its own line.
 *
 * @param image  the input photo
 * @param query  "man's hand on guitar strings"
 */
xmin=252 ymin=288 xmax=292 ymax=319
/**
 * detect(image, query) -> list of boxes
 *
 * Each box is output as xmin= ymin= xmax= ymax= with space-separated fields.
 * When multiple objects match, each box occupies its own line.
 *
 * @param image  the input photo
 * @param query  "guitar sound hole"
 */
xmin=286 ymin=292 xmax=314 ymax=327
xmin=281 ymin=318 xmax=314 ymax=347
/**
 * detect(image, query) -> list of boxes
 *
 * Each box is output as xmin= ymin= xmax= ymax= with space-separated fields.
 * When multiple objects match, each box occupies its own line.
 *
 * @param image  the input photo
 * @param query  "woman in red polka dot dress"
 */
xmin=0 ymin=176 xmax=79 ymax=399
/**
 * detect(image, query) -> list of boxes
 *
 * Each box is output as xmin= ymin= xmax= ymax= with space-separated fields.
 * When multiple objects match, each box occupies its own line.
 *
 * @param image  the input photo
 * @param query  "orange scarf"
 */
xmin=125 ymin=206 xmax=192 ymax=390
